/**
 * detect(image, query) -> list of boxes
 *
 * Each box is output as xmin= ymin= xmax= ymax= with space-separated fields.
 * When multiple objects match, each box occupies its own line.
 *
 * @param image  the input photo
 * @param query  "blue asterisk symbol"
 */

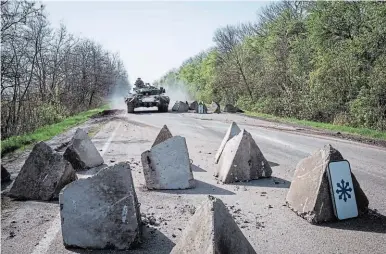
xmin=336 ymin=179 xmax=353 ymax=202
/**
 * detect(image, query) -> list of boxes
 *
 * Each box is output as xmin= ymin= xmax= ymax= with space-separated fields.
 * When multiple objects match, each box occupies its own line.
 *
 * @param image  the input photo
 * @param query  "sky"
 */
xmin=43 ymin=0 xmax=269 ymax=84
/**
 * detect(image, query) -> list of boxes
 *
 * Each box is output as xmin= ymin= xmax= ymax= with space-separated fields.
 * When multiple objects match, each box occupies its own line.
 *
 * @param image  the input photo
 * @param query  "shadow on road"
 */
xmin=231 ymin=176 xmax=291 ymax=189
xmin=320 ymin=209 xmax=386 ymax=234
xmin=67 ymin=227 xmax=175 ymax=254
xmin=191 ymin=164 xmax=206 ymax=172
xmin=155 ymin=179 xmax=235 ymax=195
xmin=268 ymin=161 xmax=280 ymax=167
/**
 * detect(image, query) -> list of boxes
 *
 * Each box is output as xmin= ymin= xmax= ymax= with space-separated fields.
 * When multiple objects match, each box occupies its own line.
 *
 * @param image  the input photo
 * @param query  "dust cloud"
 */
xmin=160 ymin=82 xmax=193 ymax=106
xmin=108 ymin=78 xmax=131 ymax=110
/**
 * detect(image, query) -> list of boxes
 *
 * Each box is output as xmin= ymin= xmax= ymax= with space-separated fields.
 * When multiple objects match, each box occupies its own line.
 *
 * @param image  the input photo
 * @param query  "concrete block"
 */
xmin=172 ymin=101 xmax=189 ymax=112
xmin=217 ymin=129 xmax=272 ymax=183
xmin=59 ymin=162 xmax=142 ymax=249
xmin=152 ymin=125 xmax=173 ymax=148
xmin=286 ymin=144 xmax=369 ymax=224
xmin=170 ymin=195 xmax=256 ymax=254
xmin=214 ymin=122 xmax=241 ymax=167
xmin=63 ymin=128 xmax=104 ymax=171
xmin=9 ymin=142 xmax=77 ymax=201
xmin=142 ymin=136 xmax=195 ymax=190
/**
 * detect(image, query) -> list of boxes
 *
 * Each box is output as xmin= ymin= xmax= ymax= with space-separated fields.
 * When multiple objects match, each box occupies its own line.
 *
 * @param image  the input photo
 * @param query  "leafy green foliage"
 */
xmin=155 ymin=1 xmax=386 ymax=132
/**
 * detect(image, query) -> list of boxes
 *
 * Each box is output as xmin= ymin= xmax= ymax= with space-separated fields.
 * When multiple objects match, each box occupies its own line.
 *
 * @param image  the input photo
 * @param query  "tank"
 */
xmin=124 ymin=84 xmax=170 ymax=113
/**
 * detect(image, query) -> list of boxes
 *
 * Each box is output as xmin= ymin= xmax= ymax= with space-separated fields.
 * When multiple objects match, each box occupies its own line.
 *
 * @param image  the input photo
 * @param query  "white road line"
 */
xmin=31 ymin=122 xmax=121 ymax=254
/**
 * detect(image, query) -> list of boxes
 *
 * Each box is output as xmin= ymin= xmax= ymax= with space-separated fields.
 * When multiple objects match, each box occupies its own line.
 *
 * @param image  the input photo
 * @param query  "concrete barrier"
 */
xmin=170 ymin=195 xmax=256 ymax=254
xmin=59 ymin=162 xmax=142 ymax=249
xmin=214 ymin=122 xmax=241 ymax=167
xmin=9 ymin=142 xmax=77 ymax=201
xmin=217 ymin=129 xmax=272 ymax=183
xmin=286 ymin=144 xmax=369 ymax=224
xmin=142 ymin=136 xmax=195 ymax=190
xmin=63 ymin=128 xmax=104 ymax=171
xmin=152 ymin=125 xmax=173 ymax=148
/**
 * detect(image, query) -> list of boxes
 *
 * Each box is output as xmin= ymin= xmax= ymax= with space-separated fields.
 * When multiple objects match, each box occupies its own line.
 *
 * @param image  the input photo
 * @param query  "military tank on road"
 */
xmin=124 ymin=80 xmax=170 ymax=113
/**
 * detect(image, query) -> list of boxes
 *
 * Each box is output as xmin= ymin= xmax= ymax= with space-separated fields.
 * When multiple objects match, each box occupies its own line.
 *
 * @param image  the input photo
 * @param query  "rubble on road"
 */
xmin=170 ymin=195 xmax=256 ymax=254
xmin=217 ymin=129 xmax=272 ymax=183
xmin=286 ymin=144 xmax=369 ymax=224
xmin=8 ymin=142 xmax=77 ymax=201
xmin=214 ymin=122 xmax=241 ymax=166
xmin=59 ymin=162 xmax=142 ymax=250
xmin=189 ymin=101 xmax=198 ymax=111
xmin=172 ymin=101 xmax=189 ymax=112
xmin=1 ymin=165 xmax=11 ymax=183
xmin=63 ymin=128 xmax=104 ymax=171
xmin=142 ymin=135 xmax=195 ymax=190
xmin=209 ymin=101 xmax=221 ymax=113
xmin=152 ymin=125 xmax=173 ymax=148
xmin=223 ymin=104 xmax=243 ymax=113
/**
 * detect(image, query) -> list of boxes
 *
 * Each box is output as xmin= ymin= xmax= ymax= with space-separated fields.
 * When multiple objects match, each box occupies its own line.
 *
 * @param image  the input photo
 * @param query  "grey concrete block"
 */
xmin=142 ymin=136 xmax=195 ymax=190
xmin=9 ymin=142 xmax=77 ymax=201
xmin=63 ymin=128 xmax=104 ymax=171
xmin=59 ymin=162 xmax=142 ymax=249
xmin=217 ymin=129 xmax=272 ymax=183
xmin=170 ymin=195 xmax=256 ymax=254
xmin=152 ymin=125 xmax=173 ymax=148
xmin=214 ymin=121 xmax=241 ymax=166
xmin=286 ymin=144 xmax=369 ymax=224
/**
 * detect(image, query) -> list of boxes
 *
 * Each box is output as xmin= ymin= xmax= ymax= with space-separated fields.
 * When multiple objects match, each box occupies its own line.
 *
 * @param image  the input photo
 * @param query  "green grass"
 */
xmin=245 ymin=111 xmax=386 ymax=141
xmin=1 ymin=106 xmax=109 ymax=156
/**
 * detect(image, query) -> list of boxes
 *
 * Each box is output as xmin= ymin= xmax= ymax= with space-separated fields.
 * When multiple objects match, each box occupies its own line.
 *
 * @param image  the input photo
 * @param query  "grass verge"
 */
xmin=245 ymin=111 xmax=386 ymax=141
xmin=1 ymin=106 xmax=108 ymax=156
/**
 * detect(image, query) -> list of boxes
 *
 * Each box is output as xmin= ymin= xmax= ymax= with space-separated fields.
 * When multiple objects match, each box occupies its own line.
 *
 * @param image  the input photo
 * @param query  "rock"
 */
xmin=189 ymin=101 xmax=198 ymax=111
xmin=59 ymin=162 xmax=142 ymax=250
xmin=1 ymin=165 xmax=11 ymax=183
xmin=286 ymin=144 xmax=369 ymax=224
xmin=141 ymin=136 xmax=195 ymax=190
xmin=172 ymin=101 xmax=189 ymax=112
xmin=152 ymin=125 xmax=173 ymax=148
xmin=214 ymin=122 xmax=241 ymax=166
xmin=210 ymin=101 xmax=221 ymax=113
xmin=63 ymin=128 xmax=104 ymax=171
xmin=217 ymin=129 xmax=272 ymax=183
xmin=170 ymin=195 xmax=256 ymax=254
xmin=8 ymin=142 xmax=77 ymax=201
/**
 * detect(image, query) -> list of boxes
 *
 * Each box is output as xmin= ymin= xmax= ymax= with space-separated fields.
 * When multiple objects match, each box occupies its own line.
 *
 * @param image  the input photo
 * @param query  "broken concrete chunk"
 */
xmin=217 ymin=129 xmax=272 ymax=183
xmin=286 ymin=144 xmax=369 ymax=224
xmin=214 ymin=122 xmax=241 ymax=166
xmin=1 ymin=165 xmax=11 ymax=183
xmin=170 ymin=195 xmax=256 ymax=254
xmin=8 ymin=142 xmax=77 ymax=201
xmin=63 ymin=128 xmax=104 ymax=171
xmin=223 ymin=104 xmax=238 ymax=113
xmin=189 ymin=101 xmax=198 ymax=111
xmin=172 ymin=101 xmax=189 ymax=112
xmin=142 ymin=136 xmax=195 ymax=190
xmin=210 ymin=101 xmax=221 ymax=113
xmin=152 ymin=125 xmax=173 ymax=148
xmin=60 ymin=162 xmax=142 ymax=250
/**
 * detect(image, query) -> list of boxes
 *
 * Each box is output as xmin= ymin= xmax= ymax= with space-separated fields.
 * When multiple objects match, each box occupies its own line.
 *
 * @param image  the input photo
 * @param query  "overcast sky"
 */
xmin=43 ymin=1 xmax=269 ymax=84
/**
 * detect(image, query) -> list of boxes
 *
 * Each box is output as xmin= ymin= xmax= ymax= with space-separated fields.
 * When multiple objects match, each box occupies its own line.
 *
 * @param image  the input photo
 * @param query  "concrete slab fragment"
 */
xmin=59 ymin=162 xmax=142 ymax=250
xmin=170 ymin=195 xmax=256 ymax=254
xmin=142 ymin=136 xmax=195 ymax=190
xmin=9 ymin=142 xmax=77 ymax=201
xmin=63 ymin=128 xmax=104 ymax=171
xmin=286 ymin=144 xmax=369 ymax=224
xmin=172 ymin=101 xmax=189 ymax=112
xmin=217 ymin=129 xmax=272 ymax=183
xmin=152 ymin=125 xmax=173 ymax=148
xmin=214 ymin=122 xmax=241 ymax=167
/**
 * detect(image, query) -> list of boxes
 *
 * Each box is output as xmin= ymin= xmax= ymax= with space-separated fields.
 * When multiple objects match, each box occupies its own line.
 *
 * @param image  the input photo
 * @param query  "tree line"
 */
xmin=155 ymin=1 xmax=386 ymax=131
xmin=1 ymin=0 xmax=130 ymax=139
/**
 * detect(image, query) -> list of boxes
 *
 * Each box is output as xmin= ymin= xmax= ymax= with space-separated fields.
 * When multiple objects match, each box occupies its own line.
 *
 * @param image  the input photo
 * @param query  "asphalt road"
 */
xmin=1 ymin=110 xmax=386 ymax=254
